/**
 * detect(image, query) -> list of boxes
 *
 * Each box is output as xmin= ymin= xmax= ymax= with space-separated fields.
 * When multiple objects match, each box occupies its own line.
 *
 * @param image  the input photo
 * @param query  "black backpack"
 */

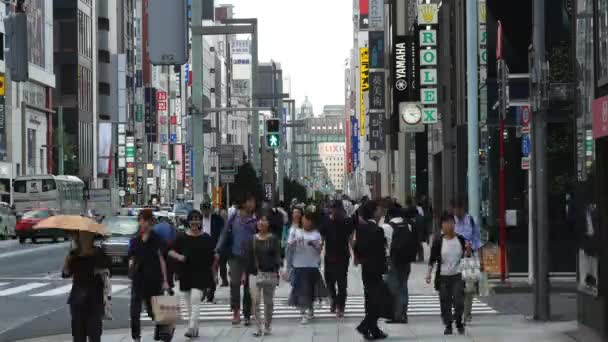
xmin=389 ymin=217 xmax=419 ymax=265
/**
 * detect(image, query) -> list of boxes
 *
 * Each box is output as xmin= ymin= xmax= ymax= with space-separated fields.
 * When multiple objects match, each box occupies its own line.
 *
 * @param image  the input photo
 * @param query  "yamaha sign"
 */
xmin=392 ymin=35 xmax=419 ymax=117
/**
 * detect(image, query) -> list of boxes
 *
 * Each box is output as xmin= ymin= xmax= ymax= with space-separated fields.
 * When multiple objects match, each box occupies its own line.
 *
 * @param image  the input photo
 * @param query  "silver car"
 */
xmin=101 ymin=216 xmax=138 ymax=272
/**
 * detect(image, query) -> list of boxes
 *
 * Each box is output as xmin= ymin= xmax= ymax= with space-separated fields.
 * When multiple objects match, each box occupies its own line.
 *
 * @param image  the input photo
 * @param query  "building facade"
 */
xmin=53 ymin=0 xmax=97 ymax=184
xmin=574 ymin=0 xmax=608 ymax=339
xmin=0 ymin=0 xmax=56 ymax=203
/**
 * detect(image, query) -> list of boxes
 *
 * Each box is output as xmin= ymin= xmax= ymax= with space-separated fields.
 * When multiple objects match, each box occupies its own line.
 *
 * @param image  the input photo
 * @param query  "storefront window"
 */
xmin=598 ymin=0 xmax=608 ymax=84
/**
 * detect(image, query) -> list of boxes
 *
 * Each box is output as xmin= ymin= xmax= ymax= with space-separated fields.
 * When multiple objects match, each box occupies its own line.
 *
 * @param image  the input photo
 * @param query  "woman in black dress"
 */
xmin=169 ymin=210 xmax=216 ymax=338
xmin=62 ymin=231 xmax=110 ymax=342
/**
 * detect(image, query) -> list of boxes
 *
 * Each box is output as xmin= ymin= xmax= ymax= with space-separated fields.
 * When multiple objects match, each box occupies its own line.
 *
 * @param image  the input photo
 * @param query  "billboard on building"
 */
xmin=360 ymin=48 xmax=369 ymax=136
xmin=0 ymin=96 xmax=5 ymax=161
xmin=369 ymin=31 xmax=385 ymax=69
xmin=145 ymin=87 xmax=158 ymax=142
xmin=97 ymin=122 xmax=113 ymax=175
xmin=369 ymin=0 xmax=384 ymax=30
xmin=351 ymin=117 xmax=360 ymax=170
xmin=359 ymin=0 xmax=369 ymax=30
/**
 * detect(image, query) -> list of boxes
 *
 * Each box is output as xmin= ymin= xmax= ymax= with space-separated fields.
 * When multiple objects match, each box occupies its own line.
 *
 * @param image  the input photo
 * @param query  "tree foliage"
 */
xmin=284 ymin=177 xmax=307 ymax=204
xmin=223 ymin=162 xmax=262 ymax=207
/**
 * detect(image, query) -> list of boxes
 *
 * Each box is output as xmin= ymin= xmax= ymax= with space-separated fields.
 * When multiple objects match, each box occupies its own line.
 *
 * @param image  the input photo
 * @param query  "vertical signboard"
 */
xmin=392 ymin=35 xmax=419 ymax=117
xmin=369 ymin=71 xmax=385 ymax=110
xmin=593 ymin=95 xmax=608 ymax=139
xmin=369 ymin=31 xmax=385 ymax=68
xmin=359 ymin=48 xmax=369 ymax=136
xmin=418 ymin=4 xmax=438 ymax=124
xmin=145 ymin=87 xmax=158 ymax=142
xmin=351 ymin=117 xmax=360 ymax=170
xmin=0 ymin=96 xmax=6 ymax=161
xmin=359 ymin=0 xmax=369 ymax=30
xmin=369 ymin=0 xmax=384 ymax=30
xmin=368 ymin=112 xmax=386 ymax=150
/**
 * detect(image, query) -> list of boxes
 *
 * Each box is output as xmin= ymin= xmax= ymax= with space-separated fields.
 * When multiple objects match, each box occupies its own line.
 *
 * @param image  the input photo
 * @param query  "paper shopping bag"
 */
xmin=151 ymin=294 xmax=179 ymax=325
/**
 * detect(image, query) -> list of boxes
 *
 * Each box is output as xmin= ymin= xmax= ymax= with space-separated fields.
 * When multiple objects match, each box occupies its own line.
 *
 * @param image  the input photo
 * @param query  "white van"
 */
xmin=0 ymin=202 xmax=16 ymax=240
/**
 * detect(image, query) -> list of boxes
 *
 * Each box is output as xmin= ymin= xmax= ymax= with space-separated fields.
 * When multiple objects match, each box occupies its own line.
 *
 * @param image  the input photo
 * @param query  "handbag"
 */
xmin=151 ymin=293 xmax=179 ymax=325
xmin=253 ymin=237 xmax=279 ymax=287
xmin=461 ymin=254 xmax=481 ymax=282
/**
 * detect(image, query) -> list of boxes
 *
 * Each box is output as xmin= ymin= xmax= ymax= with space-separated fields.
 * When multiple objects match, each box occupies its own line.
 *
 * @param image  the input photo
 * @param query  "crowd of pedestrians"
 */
xmin=61 ymin=191 xmax=483 ymax=341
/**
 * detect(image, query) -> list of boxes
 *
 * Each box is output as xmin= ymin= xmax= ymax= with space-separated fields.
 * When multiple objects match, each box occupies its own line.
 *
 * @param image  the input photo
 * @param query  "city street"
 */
xmin=0 ymin=244 xmax=580 ymax=342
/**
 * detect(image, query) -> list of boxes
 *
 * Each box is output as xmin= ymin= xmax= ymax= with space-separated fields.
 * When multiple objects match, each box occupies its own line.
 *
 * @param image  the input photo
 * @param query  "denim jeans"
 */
xmin=388 ymin=262 xmax=411 ymax=320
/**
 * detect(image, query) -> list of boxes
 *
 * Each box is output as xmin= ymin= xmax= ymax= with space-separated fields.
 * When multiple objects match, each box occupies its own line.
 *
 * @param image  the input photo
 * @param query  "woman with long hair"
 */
xmin=288 ymin=208 xmax=327 ymax=324
xmin=245 ymin=210 xmax=282 ymax=337
xmin=169 ymin=210 xmax=216 ymax=338
xmin=63 ymin=231 xmax=110 ymax=342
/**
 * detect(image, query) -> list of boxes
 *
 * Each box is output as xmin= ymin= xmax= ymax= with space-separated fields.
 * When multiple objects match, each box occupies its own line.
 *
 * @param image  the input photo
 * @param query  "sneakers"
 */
xmin=264 ymin=326 xmax=272 ymax=336
xmin=300 ymin=316 xmax=310 ymax=324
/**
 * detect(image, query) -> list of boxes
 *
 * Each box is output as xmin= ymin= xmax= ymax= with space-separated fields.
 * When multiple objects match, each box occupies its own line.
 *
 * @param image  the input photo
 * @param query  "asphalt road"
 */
xmin=0 ymin=239 xmax=135 ymax=341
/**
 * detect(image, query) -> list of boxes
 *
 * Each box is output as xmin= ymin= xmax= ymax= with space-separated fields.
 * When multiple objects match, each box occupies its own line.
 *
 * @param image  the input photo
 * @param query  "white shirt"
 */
xmin=202 ymin=216 xmax=211 ymax=235
xmin=440 ymin=237 xmax=463 ymax=276
xmin=290 ymin=229 xmax=322 ymax=268
xmin=380 ymin=222 xmax=393 ymax=257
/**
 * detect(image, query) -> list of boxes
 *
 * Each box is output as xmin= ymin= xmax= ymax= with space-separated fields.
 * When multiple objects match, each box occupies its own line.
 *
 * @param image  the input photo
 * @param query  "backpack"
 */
xmin=389 ymin=217 xmax=419 ymax=265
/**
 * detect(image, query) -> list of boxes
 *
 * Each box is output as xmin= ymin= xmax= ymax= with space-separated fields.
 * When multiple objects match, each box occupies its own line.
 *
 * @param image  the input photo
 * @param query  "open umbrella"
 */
xmin=34 ymin=215 xmax=108 ymax=236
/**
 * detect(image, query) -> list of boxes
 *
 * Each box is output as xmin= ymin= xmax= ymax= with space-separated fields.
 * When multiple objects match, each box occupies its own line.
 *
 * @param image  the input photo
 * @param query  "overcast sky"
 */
xmin=221 ymin=0 xmax=353 ymax=115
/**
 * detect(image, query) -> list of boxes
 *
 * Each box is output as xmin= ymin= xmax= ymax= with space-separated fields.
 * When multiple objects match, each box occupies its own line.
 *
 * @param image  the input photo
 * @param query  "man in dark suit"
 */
xmin=354 ymin=200 xmax=388 ymax=340
xmin=201 ymin=203 xmax=227 ymax=302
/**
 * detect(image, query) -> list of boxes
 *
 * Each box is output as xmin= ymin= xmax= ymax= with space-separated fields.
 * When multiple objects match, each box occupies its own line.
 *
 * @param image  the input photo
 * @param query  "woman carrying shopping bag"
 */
xmin=62 ymin=231 xmax=111 ymax=342
xmin=284 ymin=206 xmax=304 ymax=283
xmin=129 ymin=209 xmax=171 ymax=342
xmin=426 ymin=213 xmax=470 ymax=336
xmin=288 ymin=207 xmax=328 ymax=324
xmin=244 ymin=210 xmax=282 ymax=337
xmin=169 ymin=210 xmax=216 ymax=338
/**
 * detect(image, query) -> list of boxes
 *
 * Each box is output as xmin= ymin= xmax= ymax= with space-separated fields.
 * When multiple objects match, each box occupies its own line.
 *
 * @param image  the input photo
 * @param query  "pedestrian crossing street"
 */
xmin=0 ymin=280 xmax=130 ymax=298
xmin=139 ymin=295 xmax=498 ymax=322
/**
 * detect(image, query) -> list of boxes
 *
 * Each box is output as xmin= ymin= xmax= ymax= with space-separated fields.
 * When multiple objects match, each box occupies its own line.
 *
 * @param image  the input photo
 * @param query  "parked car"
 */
xmin=0 ymin=203 xmax=16 ymax=240
xmin=100 ymin=216 xmax=138 ymax=272
xmin=15 ymin=209 xmax=67 ymax=243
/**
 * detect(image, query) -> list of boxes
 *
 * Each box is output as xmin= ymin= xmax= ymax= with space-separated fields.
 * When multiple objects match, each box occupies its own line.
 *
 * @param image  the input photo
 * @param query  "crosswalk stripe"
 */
xmin=142 ymin=295 xmax=498 ymax=321
xmin=0 ymin=282 xmax=8 ymax=287
xmin=0 ymin=282 xmax=48 ymax=296
xmin=111 ymin=284 xmax=129 ymax=294
xmin=30 ymin=284 xmax=73 ymax=297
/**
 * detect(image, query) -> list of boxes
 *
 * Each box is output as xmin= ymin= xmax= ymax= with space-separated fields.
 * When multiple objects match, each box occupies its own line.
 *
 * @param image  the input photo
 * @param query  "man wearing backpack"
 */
xmin=386 ymin=202 xmax=419 ymax=324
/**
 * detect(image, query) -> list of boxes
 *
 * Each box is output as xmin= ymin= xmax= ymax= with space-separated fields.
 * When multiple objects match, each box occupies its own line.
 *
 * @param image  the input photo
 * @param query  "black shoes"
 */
xmin=356 ymin=325 xmax=388 ymax=340
xmin=444 ymin=325 xmax=453 ymax=335
xmin=456 ymin=322 xmax=465 ymax=335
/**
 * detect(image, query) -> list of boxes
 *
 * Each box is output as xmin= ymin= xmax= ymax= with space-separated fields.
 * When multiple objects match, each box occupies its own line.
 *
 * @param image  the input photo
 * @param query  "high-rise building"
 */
xmin=53 ymin=0 xmax=97 ymax=184
xmin=0 ymin=0 xmax=56 ymax=202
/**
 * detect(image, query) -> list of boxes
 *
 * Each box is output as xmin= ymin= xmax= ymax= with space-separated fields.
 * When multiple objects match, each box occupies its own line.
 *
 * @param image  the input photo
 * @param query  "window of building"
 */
xmin=98 ymin=49 xmax=110 ymax=63
xmin=99 ymin=82 xmax=110 ymax=96
xmin=62 ymin=65 xmax=77 ymax=95
xmin=98 ymin=17 xmax=110 ymax=31
xmin=78 ymin=10 xmax=92 ymax=59
xmin=599 ymin=0 xmax=608 ymax=85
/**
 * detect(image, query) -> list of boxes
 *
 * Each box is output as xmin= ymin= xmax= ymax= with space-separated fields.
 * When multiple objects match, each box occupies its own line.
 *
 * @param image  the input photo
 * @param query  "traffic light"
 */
xmin=265 ymin=119 xmax=281 ymax=149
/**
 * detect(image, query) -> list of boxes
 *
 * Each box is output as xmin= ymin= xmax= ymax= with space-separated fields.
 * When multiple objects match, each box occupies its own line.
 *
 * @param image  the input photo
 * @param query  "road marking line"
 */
xmin=0 ymin=282 xmax=48 ymax=296
xmin=30 ymin=284 xmax=72 ymax=297
xmin=0 ymin=243 xmax=68 ymax=260
xmin=0 ymin=282 xmax=8 ymax=287
xmin=111 ymin=284 xmax=129 ymax=294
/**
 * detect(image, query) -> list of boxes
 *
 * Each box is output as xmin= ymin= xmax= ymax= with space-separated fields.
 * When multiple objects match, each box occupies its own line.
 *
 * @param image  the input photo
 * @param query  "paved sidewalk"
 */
xmin=17 ymin=315 xmax=579 ymax=342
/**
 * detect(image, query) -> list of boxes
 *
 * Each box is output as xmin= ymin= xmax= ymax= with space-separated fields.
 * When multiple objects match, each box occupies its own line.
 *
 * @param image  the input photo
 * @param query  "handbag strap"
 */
xmin=253 ymin=236 xmax=259 ymax=271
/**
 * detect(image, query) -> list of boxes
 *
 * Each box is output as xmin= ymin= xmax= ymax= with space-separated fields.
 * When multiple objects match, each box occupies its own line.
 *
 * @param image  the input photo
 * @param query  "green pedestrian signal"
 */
xmin=266 ymin=133 xmax=281 ymax=149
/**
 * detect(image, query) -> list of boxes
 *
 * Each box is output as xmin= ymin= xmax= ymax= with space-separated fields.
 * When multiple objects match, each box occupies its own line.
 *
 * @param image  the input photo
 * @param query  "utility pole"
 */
xmin=531 ymin=0 xmax=551 ymax=321
xmin=58 ymin=107 xmax=64 ymax=175
xmin=466 ymin=0 xmax=480 ymax=223
xmin=191 ymin=0 xmax=205 ymax=210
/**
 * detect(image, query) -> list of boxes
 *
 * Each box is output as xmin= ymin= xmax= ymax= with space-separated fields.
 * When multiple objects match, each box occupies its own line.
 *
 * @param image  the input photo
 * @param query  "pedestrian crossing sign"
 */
xmin=266 ymin=133 xmax=281 ymax=149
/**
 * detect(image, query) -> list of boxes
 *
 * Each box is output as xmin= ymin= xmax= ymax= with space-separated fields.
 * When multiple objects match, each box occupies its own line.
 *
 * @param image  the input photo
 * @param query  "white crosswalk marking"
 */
xmin=30 ymin=284 xmax=73 ymax=297
xmin=0 ymin=280 xmax=131 ymax=297
xmin=110 ymin=284 xmax=129 ymax=294
xmin=140 ymin=295 xmax=497 ymax=321
xmin=0 ymin=282 xmax=48 ymax=296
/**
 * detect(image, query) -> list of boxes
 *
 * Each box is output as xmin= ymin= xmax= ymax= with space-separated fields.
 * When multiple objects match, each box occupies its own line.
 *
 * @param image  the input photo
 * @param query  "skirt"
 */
xmin=288 ymin=267 xmax=328 ymax=308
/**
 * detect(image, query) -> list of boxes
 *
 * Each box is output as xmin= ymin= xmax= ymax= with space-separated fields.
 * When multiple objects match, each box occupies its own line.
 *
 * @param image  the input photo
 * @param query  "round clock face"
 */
xmin=401 ymin=104 xmax=422 ymax=124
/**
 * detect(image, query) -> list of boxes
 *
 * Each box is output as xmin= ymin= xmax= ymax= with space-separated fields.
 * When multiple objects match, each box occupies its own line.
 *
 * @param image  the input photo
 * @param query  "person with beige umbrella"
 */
xmin=35 ymin=215 xmax=111 ymax=342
